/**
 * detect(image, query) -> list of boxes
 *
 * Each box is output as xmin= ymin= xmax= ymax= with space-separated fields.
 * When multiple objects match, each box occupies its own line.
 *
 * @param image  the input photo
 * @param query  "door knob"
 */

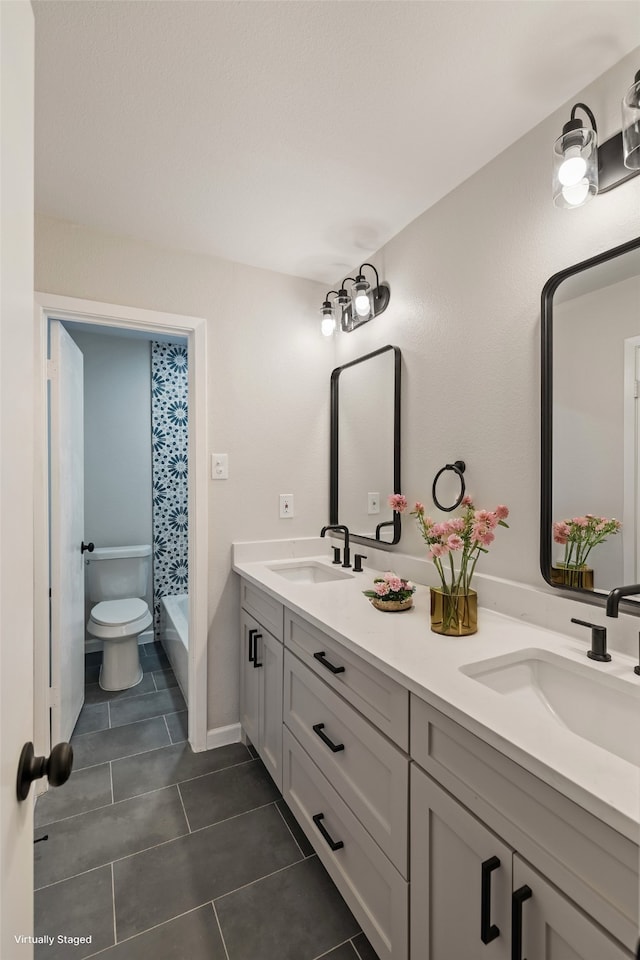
xmin=81 ymin=541 xmax=95 ymax=553
xmin=17 ymin=741 xmax=73 ymax=801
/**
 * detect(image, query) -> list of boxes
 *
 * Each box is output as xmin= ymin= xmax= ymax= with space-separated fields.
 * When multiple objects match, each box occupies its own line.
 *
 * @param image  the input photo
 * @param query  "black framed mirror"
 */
xmin=330 ymin=345 xmax=401 ymax=548
xmin=541 ymin=235 xmax=640 ymax=606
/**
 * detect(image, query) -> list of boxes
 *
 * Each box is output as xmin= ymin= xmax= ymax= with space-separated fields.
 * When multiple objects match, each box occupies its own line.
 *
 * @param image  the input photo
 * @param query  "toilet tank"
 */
xmin=86 ymin=545 xmax=152 ymax=601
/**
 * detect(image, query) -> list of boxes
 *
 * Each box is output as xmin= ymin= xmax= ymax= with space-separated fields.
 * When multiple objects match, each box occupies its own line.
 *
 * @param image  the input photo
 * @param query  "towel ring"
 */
xmin=432 ymin=460 xmax=466 ymax=512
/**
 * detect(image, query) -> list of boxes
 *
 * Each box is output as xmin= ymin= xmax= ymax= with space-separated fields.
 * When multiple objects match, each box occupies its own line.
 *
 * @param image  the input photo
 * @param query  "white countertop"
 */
xmin=232 ymin=545 xmax=640 ymax=842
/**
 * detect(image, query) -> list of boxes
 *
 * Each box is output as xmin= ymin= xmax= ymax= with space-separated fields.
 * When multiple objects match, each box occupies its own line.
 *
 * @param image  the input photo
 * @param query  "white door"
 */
xmin=49 ymin=321 xmax=85 ymax=743
xmin=0 ymin=1 xmax=35 ymax=955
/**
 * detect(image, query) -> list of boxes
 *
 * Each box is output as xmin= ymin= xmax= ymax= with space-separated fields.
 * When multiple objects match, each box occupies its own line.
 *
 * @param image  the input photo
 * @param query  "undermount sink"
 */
xmin=461 ymin=648 xmax=640 ymax=767
xmin=266 ymin=560 xmax=354 ymax=584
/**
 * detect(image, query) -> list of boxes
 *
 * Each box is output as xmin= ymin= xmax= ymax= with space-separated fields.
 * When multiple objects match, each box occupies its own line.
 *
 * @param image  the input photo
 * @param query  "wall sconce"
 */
xmin=320 ymin=263 xmax=390 ymax=336
xmin=553 ymin=69 xmax=640 ymax=208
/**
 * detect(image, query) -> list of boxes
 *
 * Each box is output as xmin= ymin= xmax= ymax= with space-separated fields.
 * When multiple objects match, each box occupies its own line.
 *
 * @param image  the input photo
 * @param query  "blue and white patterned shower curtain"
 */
xmin=151 ymin=342 xmax=189 ymax=636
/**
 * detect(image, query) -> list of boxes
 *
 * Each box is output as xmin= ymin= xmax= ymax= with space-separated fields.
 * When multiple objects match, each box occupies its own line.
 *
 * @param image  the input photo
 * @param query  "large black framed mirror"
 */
xmin=541 ymin=235 xmax=640 ymax=606
xmin=330 ymin=345 xmax=401 ymax=548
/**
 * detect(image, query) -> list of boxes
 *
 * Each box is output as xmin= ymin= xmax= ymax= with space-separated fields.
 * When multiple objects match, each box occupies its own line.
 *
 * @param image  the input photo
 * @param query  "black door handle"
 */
xmin=511 ymin=884 xmax=532 ymax=960
xmin=313 ymin=722 xmax=345 ymax=753
xmin=312 ymin=812 xmax=344 ymax=851
xmin=313 ymin=651 xmax=345 ymax=675
xmin=17 ymin=741 xmax=73 ymax=801
xmin=480 ymin=856 xmax=501 ymax=944
xmin=248 ymin=628 xmax=257 ymax=663
xmin=81 ymin=541 xmax=94 ymax=553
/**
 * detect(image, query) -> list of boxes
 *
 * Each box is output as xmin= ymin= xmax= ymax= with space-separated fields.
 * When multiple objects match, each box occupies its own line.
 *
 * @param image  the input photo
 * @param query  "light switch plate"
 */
xmin=368 ymin=492 xmax=380 ymax=515
xmin=280 ymin=494 xmax=294 ymax=518
xmin=212 ymin=453 xmax=228 ymax=479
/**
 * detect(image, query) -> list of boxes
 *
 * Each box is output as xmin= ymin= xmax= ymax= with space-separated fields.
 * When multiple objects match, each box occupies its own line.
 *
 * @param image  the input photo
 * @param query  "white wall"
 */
xmin=35 ymin=48 xmax=640 ymax=731
xmin=35 ymin=225 xmax=329 ymax=731
xmin=334 ymin=48 xmax=640 ymax=592
xmin=66 ymin=328 xmax=153 ymax=551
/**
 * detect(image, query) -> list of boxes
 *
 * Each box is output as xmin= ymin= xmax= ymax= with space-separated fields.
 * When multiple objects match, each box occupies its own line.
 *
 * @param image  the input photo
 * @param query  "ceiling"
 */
xmin=33 ymin=1 xmax=639 ymax=284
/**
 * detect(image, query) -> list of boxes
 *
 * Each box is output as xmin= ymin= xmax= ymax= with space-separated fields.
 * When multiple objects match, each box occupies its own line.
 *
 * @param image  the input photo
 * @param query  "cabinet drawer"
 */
xmin=284 ymin=610 xmax=408 ymax=749
xmin=283 ymin=727 xmax=408 ymax=960
xmin=284 ymin=649 xmax=408 ymax=875
xmin=410 ymin=694 xmax=639 ymax=953
xmin=240 ymin=579 xmax=283 ymax=641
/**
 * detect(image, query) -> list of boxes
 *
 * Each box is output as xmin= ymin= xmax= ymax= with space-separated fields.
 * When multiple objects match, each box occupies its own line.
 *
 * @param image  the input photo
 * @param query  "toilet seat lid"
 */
xmin=91 ymin=598 xmax=148 ymax=626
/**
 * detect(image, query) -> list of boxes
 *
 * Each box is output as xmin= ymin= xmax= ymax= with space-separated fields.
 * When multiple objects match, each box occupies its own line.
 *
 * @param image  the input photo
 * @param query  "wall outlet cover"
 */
xmin=280 ymin=494 xmax=294 ymax=518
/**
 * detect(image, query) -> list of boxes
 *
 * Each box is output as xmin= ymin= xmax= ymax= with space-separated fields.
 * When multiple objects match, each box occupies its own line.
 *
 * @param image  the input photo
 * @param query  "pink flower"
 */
xmin=430 ymin=543 xmax=450 ymax=559
xmin=477 ymin=530 xmax=495 ymax=546
xmin=448 ymin=517 xmax=465 ymax=532
xmin=553 ymin=521 xmax=570 ymax=545
xmin=374 ymin=581 xmax=390 ymax=597
xmin=447 ymin=534 xmax=464 ymax=550
xmin=387 ymin=576 xmax=404 ymax=592
xmin=462 ymin=495 xmax=474 ymax=506
xmin=572 ymin=516 xmax=589 ymax=527
xmin=414 ymin=502 xmax=425 ymax=514
xmin=388 ymin=494 xmax=408 ymax=513
xmin=431 ymin=523 xmax=446 ymax=538
xmin=495 ymin=504 xmax=509 ymax=520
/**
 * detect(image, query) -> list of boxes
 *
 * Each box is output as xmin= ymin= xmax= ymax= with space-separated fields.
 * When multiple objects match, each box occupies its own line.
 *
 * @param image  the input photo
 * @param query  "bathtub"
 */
xmin=160 ymin=594 xmax=188 ymax=702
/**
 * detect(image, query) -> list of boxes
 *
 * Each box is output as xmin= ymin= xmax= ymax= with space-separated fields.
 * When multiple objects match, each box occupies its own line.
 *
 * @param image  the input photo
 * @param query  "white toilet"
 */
xmin=85 ymin=544 xmax=153 ymax=691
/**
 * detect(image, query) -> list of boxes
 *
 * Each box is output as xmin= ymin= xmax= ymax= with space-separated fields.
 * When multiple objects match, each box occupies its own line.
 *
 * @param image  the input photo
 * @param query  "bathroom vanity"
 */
xmin=233 ymin=543 xmax=639 ymax=960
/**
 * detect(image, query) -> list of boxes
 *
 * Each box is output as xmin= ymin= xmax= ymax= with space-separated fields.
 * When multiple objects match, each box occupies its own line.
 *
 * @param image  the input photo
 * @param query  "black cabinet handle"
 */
xmin=312 ymin=722 xmax=345 ymax=753
xmin=313 ymin=651 xmax=345 ymax=675
xmin=253 ymin=632 xmax=263 ymax=669
xmin=248 ymin=628 xmax=257 ymax=664
xmin=480 ymin=856 xmax=501 ymax=944
xmin=312 ymin=813 xmax=344 ymax=851
xmin=511 ymin=884 xmax=532 ymax=960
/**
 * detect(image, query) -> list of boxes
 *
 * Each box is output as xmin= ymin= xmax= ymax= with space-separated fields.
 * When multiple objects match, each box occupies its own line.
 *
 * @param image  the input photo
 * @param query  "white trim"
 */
xmin=206 ymin=723 xmax=242 ymax=750
xmin=34 ymin=293 xmax=209 ymax=754
xmin=622 ymin=337 xmax=640 ymax=582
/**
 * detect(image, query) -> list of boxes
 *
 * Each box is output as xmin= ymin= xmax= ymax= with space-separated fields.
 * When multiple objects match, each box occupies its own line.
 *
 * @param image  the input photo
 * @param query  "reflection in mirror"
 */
xmin=330 ymin=346 xmax=401 ymax=547
xmin=541 ymin=236 xmax=640 ymax=603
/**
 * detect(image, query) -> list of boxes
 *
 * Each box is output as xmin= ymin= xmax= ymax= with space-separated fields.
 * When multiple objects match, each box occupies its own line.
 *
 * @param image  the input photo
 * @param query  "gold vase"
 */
xmin=430 ymin=588 xmax=478 ymax=636
xmin=371 ymin=597 xmax=413 ymax=612
xmin=550 ymin=564 xmax=594 ymax=590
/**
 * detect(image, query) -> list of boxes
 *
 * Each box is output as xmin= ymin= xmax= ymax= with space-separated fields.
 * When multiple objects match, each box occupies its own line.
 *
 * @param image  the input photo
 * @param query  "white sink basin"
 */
xmin=265 ymin=560 xmax=354 ymax=584
xmin=461 ymin=648 xmax=640 ymax=767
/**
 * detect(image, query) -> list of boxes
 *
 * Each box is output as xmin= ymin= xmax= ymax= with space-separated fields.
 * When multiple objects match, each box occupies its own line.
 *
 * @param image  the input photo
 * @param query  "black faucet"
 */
xmin=605 ymin=584 xmax=640 ymax=617
xmin=320 ymin=525 xmax=351 ymax=568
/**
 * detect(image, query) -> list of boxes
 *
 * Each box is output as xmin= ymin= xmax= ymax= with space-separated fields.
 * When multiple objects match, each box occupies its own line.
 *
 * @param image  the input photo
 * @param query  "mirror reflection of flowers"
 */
xmin=363 ymin=571 xmax=416 ymax=603
xmin=553 ymin=515 xmax=621 ymax=568
xmin=388 ymin=494 xmax=509 ymax=595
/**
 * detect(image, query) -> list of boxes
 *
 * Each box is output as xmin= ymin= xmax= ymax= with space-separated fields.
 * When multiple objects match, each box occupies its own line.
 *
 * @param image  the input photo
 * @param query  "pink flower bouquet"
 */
xmin=553 ymin=515 xmax=621 ymax=569
xmin=363 ymin=571 xmax=416 ymax=604
xmin=388 ymin=494 xmax=509 ymax=596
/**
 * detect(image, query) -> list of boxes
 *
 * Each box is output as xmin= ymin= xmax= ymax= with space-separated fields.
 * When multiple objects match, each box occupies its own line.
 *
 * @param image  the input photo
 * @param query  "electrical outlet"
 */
xmin=280 ymin=494 xmax=294 ymax=518
xmin=211 ymin=454 xmax=228 ymax=479
xmin=368 ymin=492 xmax=380 ymax=515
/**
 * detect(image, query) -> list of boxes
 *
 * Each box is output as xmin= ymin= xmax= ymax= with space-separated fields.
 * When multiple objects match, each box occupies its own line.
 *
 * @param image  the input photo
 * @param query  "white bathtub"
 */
xmin=160 ymin=594 xmax=188 ymax=702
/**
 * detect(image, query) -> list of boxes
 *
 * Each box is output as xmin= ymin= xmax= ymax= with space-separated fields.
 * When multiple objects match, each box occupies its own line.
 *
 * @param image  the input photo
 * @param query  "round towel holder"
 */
xmin=432 ymin=460 xmax=466 ymax=512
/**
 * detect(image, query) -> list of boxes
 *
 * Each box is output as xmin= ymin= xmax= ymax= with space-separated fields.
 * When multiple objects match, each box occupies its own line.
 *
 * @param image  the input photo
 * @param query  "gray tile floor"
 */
xmin=34 ymin=643 xmax=380 ymax=960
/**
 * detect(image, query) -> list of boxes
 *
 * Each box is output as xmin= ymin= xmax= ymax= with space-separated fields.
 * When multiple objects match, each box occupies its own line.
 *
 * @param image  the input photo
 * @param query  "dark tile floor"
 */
xmin=34 ymin=643 xmax=379 ymax=960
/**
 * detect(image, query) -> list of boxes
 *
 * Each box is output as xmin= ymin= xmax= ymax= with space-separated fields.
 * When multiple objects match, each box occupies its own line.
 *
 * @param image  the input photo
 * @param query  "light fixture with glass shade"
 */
xmin=319 ymin=263 xmax=390 ymax=335
xmin=622 ymin=69 xmax=640 ymax=170
xmin=552 ymin=103 xmax=598 ymax=208
xmin=552 ymin=76 xmax=640 ymax=210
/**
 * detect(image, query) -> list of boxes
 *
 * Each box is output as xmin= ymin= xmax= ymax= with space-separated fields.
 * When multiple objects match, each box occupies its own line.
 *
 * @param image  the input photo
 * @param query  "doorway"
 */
xmin=34 ymin=294 xmax=209 ymax=764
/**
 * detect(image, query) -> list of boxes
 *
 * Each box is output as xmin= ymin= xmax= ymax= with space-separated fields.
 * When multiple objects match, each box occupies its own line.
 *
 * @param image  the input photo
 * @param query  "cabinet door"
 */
xmin=411 ymin=764 xmax=512 ymax=960
xmin=514 ymin=856 xmax=632 ymax=960
xmin=239 ymin=610 xmax=261 ymax=749
xmin=259 ymin=630 xmax=283 ymax=791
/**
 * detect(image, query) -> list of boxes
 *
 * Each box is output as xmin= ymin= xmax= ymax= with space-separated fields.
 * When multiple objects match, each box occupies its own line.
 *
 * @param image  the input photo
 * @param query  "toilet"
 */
xmin=85 ymin=544 xmax=153 ymax=691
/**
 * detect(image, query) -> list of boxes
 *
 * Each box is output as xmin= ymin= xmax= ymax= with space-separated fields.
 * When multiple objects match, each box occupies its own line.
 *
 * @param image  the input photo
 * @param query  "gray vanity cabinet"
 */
xmin=410 ymin=697 xmax=636 ymax=959
xmin=239 ymin=583 xmax=284 ymax=791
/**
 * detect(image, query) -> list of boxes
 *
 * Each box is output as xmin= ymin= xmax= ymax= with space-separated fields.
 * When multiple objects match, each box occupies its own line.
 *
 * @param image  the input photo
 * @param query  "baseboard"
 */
xmin=85 ymin=629 xmax=153 ymax=655
xmin=206 ymin=723 xmax=242 ymax=750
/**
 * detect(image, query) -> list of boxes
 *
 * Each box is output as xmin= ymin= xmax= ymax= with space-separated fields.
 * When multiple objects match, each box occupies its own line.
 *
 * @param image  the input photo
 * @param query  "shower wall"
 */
xmin=151 ymin=341 xmax=189 ymax=635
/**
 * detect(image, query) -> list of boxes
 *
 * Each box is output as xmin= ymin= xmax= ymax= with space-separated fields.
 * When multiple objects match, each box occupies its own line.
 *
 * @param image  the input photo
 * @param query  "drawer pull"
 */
xmin=480 ymin=856 xmax=500 ymax=944
xmin=313 ymin=651 xmax=345 ymax=675
xmin=312 ymin=722 xmax=345 ymax=753
xmin=312 ymin=812 xmax=344 ymax=851
xmin=248 ymin=628 xmax=258 ymax=663
xmin=511 ymin=884 xmax=532 ymax=960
